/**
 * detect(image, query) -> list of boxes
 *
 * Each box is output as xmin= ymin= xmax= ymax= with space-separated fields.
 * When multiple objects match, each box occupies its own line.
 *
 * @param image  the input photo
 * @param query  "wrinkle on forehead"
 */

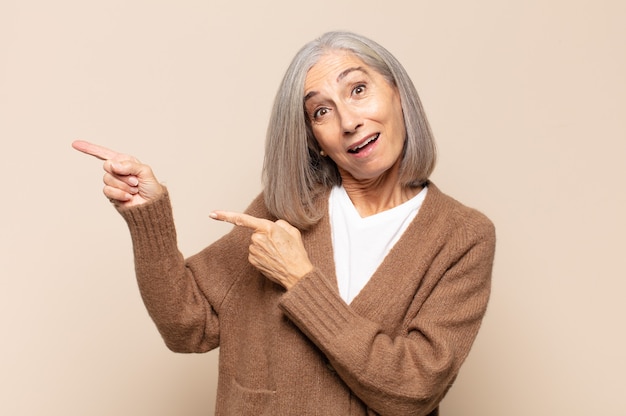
xmin=304 ymin=52 xmax=368 ymax=102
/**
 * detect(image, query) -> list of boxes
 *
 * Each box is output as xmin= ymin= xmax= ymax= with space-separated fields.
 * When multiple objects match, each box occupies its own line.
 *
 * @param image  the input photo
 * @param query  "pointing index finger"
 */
xmin=72 ymin=140 xmax=121 ymax=161
xmin=210 ymin=211 xmax=272 ymax=232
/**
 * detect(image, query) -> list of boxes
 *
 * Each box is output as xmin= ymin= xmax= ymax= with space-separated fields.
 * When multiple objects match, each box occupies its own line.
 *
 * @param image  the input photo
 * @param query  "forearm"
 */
xmin=279 ymin=229 xmax=494 ymax=415
xmin=117 ymin=190 xmax=220 ymax=353
xmin=279 ymin=271 xmax=450 ymax=415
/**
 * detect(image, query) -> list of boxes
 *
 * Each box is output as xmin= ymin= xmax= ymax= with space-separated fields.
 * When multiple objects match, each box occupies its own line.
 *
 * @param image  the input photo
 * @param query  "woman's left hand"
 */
xmin=210 ymin=211 xmax=313 ymax=289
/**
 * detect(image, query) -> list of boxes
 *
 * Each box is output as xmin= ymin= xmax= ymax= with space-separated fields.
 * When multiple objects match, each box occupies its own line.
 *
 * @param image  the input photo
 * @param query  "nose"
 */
xmin=338 ymin=104 xmax=362 ymax=135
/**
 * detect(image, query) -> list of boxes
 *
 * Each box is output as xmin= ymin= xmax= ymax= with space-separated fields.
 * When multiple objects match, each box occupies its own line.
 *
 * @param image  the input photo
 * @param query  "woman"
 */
xmin=73 ymin=31 xmax=495 ymax=416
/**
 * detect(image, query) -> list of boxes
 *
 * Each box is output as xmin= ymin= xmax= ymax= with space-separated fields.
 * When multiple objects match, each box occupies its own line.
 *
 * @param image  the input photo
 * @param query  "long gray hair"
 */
xmin=263 ymin=31 xmax=436 ymax=229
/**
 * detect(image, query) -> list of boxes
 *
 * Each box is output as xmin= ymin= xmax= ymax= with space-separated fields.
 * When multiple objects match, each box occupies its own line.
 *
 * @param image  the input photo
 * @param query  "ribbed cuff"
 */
xmin=116 ymin=190 xmax=178 ymax=254
xmin=279 ymin=269 xmax=362 ymax=349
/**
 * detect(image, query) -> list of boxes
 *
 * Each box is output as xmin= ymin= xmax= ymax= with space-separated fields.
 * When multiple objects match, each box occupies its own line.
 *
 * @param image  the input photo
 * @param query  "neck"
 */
xmin=339 ymin=167 xmax=422 ymax=218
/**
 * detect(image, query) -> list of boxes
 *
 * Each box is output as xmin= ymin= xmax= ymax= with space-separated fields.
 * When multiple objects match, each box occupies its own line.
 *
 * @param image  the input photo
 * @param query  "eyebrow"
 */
xmin=337 ymin=66 xmax=367 ymax=82
xmin=304 ymin=66 xmax=368 ymax=103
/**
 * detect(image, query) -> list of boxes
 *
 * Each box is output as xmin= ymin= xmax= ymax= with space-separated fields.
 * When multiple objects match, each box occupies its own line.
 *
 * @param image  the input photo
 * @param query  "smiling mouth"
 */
xmin=348 ymin=134 xmax=380 ymax=154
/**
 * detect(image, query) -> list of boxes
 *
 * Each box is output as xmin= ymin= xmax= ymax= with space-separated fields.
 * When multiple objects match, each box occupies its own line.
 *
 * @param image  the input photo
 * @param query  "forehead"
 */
xmin=304 ymin=51 xmax=370 ymax=92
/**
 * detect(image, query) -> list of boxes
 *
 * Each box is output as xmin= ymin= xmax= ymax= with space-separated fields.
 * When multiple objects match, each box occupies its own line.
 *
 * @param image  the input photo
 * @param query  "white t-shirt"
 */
xmin=329 ymin=185 xmax=428 ymax=304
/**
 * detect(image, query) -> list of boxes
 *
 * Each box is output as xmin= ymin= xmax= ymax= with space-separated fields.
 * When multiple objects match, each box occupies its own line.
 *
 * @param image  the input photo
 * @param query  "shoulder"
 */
xmin=248 ymin=187 xmax=333 ymax=229
xmin=243 ymin=192 xmax=275 ymax=220
xmin=423 ymin=182 xmax=496 ymax=243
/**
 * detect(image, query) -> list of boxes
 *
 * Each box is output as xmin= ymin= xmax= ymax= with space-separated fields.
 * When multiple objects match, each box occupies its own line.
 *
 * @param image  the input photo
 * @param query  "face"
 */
xmin=304 ymin=51 xmax=406 ymax=184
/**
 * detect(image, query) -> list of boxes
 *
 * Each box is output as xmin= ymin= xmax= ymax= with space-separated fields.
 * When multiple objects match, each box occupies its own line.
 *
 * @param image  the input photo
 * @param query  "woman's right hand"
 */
xmin=72 ymin=140 xmax=164 ymax=207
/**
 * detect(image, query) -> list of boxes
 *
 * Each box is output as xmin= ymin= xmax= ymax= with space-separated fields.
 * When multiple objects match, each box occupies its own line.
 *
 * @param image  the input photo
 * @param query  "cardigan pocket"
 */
xmin=226 ymin=377 xmax=276 ymax=415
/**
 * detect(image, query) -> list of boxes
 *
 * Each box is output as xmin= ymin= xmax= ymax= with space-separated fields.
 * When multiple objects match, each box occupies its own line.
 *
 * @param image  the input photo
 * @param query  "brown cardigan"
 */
xmin=118 ymin=183 xmax=496 ymax=416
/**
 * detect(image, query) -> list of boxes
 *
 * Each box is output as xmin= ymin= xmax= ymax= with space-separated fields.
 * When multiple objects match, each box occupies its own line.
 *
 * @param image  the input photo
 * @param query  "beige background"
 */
xmin=1 ymin=0 xmax=625 ymax=415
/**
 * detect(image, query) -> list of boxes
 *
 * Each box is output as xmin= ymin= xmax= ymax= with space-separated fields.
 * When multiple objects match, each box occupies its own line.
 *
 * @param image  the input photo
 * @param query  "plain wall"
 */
xmin=1 ymin=0 xmax=624 ymax=414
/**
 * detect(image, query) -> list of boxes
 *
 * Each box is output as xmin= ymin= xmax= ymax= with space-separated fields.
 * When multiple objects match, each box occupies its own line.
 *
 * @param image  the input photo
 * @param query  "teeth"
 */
xmin=355 ymin=138 xmax=374 ymax=150
xmin=350 ymin=134 xmax=379 ymax=152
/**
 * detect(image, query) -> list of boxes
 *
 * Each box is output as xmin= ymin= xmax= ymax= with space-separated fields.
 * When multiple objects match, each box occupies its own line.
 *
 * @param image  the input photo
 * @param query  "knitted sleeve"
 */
xmin=117 ymin=189 xmax=258 ymax=353
xmin=279 ymin=199 xmax=496 ymax=415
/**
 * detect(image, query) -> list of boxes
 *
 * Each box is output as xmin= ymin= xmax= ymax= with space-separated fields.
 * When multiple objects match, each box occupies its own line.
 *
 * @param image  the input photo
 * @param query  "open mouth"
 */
xmin=348 ymin=133 xmax=379 ymax=154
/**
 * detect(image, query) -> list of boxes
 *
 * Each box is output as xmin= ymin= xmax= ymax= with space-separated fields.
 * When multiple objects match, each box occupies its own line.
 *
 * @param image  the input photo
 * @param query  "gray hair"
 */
xmin=263 ymin=31 xmax=436 ymax=229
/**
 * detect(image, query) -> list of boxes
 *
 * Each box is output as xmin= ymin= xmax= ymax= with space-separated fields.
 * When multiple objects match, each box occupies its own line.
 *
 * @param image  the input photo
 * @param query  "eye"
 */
xmin=312 ymin=107 xmax=329 ymax=120
xmin=352 ymin=84 xmax=366 ymax=95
